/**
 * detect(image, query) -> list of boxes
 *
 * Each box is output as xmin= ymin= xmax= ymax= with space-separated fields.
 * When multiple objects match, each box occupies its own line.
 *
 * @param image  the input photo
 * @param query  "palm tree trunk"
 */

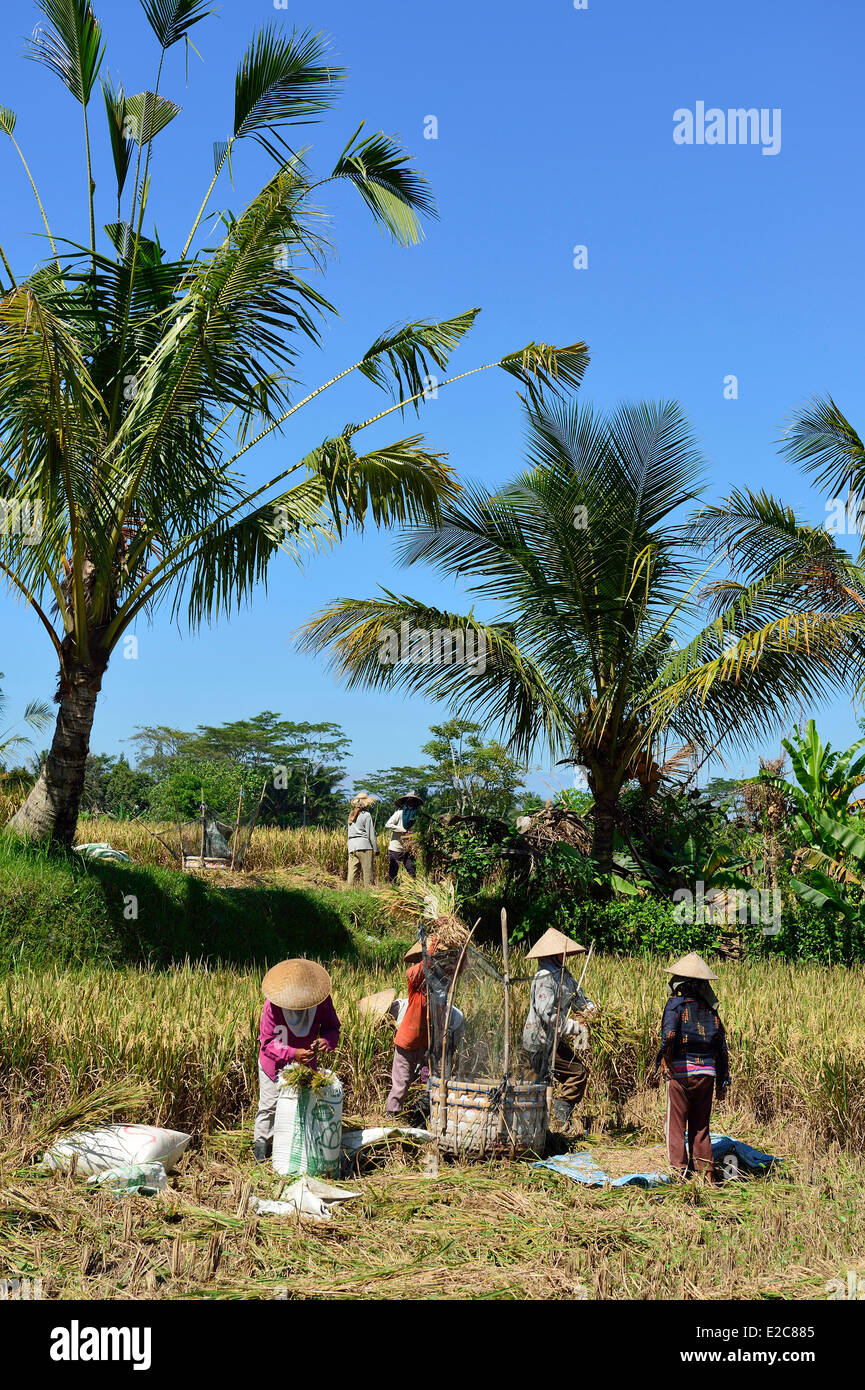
xmin=590 ymin=783 xmax=619 ymax=879
xmin=8 ymin=657 xmax=107 ymax=845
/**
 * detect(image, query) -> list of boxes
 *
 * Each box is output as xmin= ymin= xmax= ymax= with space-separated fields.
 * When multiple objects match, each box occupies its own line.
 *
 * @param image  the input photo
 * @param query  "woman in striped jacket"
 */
xmin=652 ymin=952 xmax=730 ymax=1182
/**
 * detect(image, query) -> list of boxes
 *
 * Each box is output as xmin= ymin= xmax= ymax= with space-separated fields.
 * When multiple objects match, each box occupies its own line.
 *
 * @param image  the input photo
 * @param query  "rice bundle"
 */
xmin=278 ymin=1063 xmax=334 ymax=1091
xmin=375 ymin=874 xmax=469 ymax=953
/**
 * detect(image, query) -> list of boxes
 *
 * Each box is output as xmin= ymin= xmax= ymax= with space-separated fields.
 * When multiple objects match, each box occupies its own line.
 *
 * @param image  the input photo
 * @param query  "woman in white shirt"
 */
xmin=384 ymin=790 xmax=422 ymax=882
xmin=347 ymin=793 xmax=378 ymax=887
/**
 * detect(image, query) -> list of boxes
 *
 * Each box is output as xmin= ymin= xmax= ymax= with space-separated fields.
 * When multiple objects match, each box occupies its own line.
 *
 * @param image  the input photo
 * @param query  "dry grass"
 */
xmin=0 ymin=950 xmax=862 ymax=1295
xmin=2 ymin=954 xmax=865 ymax=1299
xmin=68 ymin=816 xmax=389 ymax=879
xmin=3 ymin=1122 xmax=864 ymax=1301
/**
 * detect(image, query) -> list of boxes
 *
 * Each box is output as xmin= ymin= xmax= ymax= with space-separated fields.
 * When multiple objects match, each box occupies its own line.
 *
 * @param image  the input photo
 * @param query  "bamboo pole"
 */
xmin=500 ymin=907 xmax=513 ymax=1152
xmin=501 ymin=908 xmax=511 ymax=1078
xmin=229 ymin=788 xmax=244 ymax=872
xmin=129 ymin=815 xmax=181 ymax=865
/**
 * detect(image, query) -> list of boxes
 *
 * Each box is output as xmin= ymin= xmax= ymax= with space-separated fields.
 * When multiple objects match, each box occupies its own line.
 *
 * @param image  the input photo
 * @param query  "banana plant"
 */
xmin=790 ymin=808 xmax=865 ymax=923
xmin=758 ymin=719 xmax=865 ymax=832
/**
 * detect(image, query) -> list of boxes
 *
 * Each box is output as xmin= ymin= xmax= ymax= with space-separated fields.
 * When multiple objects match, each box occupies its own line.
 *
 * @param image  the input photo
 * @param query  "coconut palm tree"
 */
xmin=0 ymin=0 xmax=587 ymax=843
xmin=300 ymin=396 xmax=860 ymax=873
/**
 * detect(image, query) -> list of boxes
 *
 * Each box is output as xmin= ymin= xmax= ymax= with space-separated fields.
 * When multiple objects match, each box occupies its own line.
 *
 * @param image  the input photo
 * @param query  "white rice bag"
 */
xmin=42 ymin=1124 xmax=191 ymax=1175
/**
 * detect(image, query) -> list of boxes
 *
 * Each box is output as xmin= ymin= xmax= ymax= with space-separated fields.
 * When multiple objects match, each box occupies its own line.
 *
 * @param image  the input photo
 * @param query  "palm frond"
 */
xmin=102 ymin=78 xmax=134 ymax=202
xmin=28 ymin=0 xmax=104 ymax=106
xmin=331 ymin=126 xmax=436 ymax=245
xmin=357 ymin=310 xmax=480 ymax=405
xmin=139 ymin=0 xmax=216 ymax=49
xmin=781 ymin=395 xmax=865 ymax=500
xmin=298 ymin=592 xmax=577 ymax=760
xmin=0 ymin=107 xmax=17 ymax=136
xmin=234 ymin=24 xmax=343 ymax=149
xmin=498 ymin=340 xmax=590 ymax=407
xmin=304 ymin=433 xmax=460 ymax=535
xmin=123 ymin=91 xmax=182 ymax=146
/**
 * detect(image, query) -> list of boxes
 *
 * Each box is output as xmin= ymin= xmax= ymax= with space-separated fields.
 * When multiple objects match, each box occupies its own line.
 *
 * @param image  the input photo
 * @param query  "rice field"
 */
xmin=70 ymin=815 xmax=381 ymax=879
xmin=2 ymin=954 xmax=865 ymax=1299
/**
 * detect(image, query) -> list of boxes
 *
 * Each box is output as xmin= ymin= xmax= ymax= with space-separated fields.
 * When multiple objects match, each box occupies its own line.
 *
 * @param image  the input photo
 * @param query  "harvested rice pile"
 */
xmin=375 ymin=875 xmax=469 ymax=953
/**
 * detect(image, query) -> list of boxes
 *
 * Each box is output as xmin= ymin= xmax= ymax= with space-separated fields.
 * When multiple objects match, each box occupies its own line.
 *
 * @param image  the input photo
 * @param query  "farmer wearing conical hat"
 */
xmin=253 ymin=959 xmax=341 ymax=1163
xmin=385 ymin=790 xmax=423 ymax=883
xmin=385 ymin=936 xmax=465 ymax=1117
xmin=347 ymin=793 xmax=378 ymax=888
xmin=522 ymin=927 xmax=597 ymax=1134
xmin=651 ymin=952 xmax=730 ymax=1182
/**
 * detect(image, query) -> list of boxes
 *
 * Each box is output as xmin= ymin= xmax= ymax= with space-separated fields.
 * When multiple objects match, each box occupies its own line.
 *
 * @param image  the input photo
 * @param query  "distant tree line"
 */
xmin=3 ymin=708 xmax=538 ymax=829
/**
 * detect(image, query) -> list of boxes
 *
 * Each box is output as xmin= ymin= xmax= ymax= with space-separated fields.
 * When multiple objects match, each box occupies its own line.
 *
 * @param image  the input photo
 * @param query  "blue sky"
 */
xmin=1 ymin=0 xmax=863 ymax=795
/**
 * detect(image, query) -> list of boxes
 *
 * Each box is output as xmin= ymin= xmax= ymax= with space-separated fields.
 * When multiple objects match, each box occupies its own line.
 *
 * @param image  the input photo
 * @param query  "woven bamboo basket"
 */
xmin=428 ymin=1076 xmax=547 ymax=1156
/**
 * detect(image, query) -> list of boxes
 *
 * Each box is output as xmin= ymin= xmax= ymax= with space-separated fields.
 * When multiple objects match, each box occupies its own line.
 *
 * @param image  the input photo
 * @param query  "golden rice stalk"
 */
xmin=373 ymin=873 xmax=469 ymax=951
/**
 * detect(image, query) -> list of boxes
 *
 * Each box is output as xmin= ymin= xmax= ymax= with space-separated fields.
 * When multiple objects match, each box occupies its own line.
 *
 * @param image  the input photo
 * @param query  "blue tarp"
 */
xmin=533 ymin=1136 xmax=782 ymax=1188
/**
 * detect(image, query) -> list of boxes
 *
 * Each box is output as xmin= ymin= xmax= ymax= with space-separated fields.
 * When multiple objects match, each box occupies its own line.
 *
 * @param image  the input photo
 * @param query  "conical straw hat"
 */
xmin=665 ymin=951 xmax=717 ymax=981
xmin=527 ymin=927 xmax=586 ymax=960
xmin=403 ymin=935 xmax=440 ymax=962
xmin=262 ymin=959 xmax=332 ymax=1010
xmin=358 ymin=987 xmax=396 ymax=1019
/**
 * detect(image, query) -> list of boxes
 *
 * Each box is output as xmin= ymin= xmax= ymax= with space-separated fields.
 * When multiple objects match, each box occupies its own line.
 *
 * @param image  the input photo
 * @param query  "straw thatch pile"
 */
xmin=515 ymin=802 xmax=593 ymax=856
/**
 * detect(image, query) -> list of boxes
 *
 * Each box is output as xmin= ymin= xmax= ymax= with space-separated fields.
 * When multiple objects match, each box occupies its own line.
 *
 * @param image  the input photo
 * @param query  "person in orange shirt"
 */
xmin=385 ymin=937 xmax=463 ymax=1116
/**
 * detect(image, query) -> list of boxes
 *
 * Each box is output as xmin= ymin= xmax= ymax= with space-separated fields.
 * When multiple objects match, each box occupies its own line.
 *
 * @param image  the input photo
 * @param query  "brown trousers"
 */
xmin=666 ymin=1074 xmax=714 ymax=1175
xmin=524 ymin=1046 xmax=589 ymax=1106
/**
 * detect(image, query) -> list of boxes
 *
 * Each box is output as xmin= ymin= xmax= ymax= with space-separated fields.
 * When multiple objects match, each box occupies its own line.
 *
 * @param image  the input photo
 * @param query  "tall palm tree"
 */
xmin=301 ymin=396 xmax=858 ymax=872
xmin=0 ymin=0 xmax=586 ymax=843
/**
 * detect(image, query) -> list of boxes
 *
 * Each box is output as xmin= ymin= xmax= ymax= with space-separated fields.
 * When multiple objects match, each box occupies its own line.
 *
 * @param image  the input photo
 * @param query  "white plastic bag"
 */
xmin=248 ymin=1176 xmax=360 ymax=1223
xmin=42 ymin=1124 xmax=191 ymax=1175
xmin=272 ymin=1071 xmax=342 ymax=1177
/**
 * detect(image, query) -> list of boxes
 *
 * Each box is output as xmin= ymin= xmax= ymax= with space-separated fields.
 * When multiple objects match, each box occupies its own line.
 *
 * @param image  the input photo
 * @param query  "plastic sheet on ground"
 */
xmin=709 ymin=1134 xmax=782 ymax=1174
xmin=248 ymin=1176 xmax=361 ymax=1223
xmin=74 ymin=843 xmax=133 ymax=863
xmin=533 ymin=1135 xmax=782 ymax=1188
xmin=87 ymin=1162 xmax=168 ymax=1196
xmin=534 ymin=1150 xmax=672 ymax=1188
xmin=340 ymin=1126 xmax=433 ymax=1154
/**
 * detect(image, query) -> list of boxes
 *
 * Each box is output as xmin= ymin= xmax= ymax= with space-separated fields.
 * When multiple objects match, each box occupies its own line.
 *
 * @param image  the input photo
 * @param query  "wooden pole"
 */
xmin=500 ymin=908 xmax=513 ymax=1151
xmin=130 ymin=815 xmax=181 ymax=865
xmin=576 ymin=941 xmax=595 ymax=996
xmin=501 ymin=908 xmax=511 ymax=1079
xmin=199 ymin=790 xmax=206 ymax=861
xmin=229 ymin=788 xmax=244 ymax=872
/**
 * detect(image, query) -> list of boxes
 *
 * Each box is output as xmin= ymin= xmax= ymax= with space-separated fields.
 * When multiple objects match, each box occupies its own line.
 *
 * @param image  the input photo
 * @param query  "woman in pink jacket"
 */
xmin=253 ymin=958 xmax=341 ymax=1162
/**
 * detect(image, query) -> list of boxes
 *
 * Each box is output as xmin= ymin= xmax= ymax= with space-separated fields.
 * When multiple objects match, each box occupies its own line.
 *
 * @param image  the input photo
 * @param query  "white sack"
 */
xmin=43 ymin=1124 xmax=191 ymax=1175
